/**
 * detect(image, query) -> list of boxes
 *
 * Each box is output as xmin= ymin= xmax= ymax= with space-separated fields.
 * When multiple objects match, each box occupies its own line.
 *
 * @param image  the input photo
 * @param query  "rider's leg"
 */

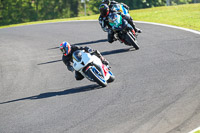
xmin=108 ymin=29 xmax=114 ymax=43
xmin=126 ymin=16 xmax=142 ymax=33
xmin=92 ymin=50 xmax=109 ymax=65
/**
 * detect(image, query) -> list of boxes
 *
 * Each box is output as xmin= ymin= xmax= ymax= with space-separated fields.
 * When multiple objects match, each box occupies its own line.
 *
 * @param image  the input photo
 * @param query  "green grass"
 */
xmin=194 ymin=130 xmax=200 ymax=133
xmin=130 ymin=3 xmax=200 ymax=31
xmin=0 ymin=3 xmax=200 ymax=31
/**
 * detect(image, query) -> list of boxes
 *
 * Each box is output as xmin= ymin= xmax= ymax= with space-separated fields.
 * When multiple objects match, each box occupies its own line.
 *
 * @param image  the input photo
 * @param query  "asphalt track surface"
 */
xmin=0 ymin=21 xmax=200 ymax=133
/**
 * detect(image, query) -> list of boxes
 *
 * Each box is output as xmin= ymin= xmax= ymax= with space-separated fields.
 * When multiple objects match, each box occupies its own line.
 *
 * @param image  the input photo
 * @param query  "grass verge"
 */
xmin=0 ymin=3 xmax=199 ymax=31
xmin=131 ymin=3 xmax=200 ymax=31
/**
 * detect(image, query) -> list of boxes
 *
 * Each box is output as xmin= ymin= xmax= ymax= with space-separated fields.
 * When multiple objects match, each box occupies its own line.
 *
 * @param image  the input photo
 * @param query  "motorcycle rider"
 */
xmin=102 ymin=0 xmax=129 ymax=11
xmin=99 ymin=3 xmax=141 ymax=43
xmin=60 ymin=41 xmax=109 ymax=80
xmin=101 ymin=0 xmax=142 ymax=34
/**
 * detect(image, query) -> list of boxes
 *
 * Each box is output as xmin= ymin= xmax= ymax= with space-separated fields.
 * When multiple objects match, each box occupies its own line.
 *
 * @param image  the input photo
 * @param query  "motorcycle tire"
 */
xmin=87 ymin=67 xmax=107 ymax=87
xmin=125 ymin=32 xmax=139 ymax=50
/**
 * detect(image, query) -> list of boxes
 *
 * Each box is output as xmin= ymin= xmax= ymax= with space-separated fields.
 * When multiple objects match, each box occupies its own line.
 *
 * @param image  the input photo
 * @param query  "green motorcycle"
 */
xmin=108 ymin=12 xmax=139 ymax=50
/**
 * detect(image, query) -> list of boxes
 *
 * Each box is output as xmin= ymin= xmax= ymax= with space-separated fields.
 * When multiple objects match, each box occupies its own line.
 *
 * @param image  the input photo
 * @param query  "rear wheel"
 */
xmin=87 ymin=67 xmax=107 ymax=87
xmin=125 ymin=32 xmax=139 ymax=50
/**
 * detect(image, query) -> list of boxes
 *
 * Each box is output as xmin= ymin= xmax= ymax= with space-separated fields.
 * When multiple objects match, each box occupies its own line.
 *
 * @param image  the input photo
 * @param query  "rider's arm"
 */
xmin=84 ymin=46 xmax=93 ymax=53
xmin=62 ymin=55 xmax=74 ymax=72
xmin=71 ymin=45 xmax=92 ymax=53
xmin=99 ymin=16 xmax=109 ymax=32
xmin=117 ymin=11 xmax=131 ymax=20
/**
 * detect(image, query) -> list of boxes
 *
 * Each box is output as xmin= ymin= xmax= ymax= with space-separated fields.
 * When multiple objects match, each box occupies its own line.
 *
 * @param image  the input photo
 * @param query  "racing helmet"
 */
xmin=102 ymin=0 xmax=110 ymax=5
xmin=59 ymin=41 xmax=71 ymax=56
xmin=99 ymin=4 xmax=109 ymax=17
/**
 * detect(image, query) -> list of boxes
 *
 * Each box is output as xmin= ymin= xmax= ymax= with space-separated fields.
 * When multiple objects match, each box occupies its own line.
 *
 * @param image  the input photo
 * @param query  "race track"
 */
xmin=0 ymin=21 xmax=200 ymax=133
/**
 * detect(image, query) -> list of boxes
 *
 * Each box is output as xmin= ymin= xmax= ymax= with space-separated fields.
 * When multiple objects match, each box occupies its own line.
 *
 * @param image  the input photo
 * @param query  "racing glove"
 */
xmin=103 ymin=27 xmax=109 ymax=32
xmin=84 ymin=46 xmax=93 ymax=53
xmin=67 ymin=65 xmax=74 ymax=72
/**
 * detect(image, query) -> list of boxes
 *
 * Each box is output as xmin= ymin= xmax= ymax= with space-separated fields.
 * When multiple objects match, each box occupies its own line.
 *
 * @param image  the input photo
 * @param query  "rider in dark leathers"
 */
xmin=102 ymin=0 xmax=130 ymax=12
xmin=99 ymin=1 xmax=142 ymax=43
xmin=60 ymin=41 xmax=109 ymax=80
xmin=101 ymin=0 xmax=141 ymax=33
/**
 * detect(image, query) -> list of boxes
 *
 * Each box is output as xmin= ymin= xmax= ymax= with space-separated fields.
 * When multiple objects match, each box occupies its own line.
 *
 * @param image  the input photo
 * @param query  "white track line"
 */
xmin=1 ymin=20 xmax=200 ymax=35
xmin=188 ymin=127 xmax=200 ymax=133
xmin=135 ymin=20 xmax=200 ymax=35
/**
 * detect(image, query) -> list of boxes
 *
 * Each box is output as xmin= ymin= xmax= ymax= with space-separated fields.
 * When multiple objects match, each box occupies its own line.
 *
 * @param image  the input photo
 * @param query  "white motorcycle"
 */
xmin=72 ymin=50 xmax=115 ymax=87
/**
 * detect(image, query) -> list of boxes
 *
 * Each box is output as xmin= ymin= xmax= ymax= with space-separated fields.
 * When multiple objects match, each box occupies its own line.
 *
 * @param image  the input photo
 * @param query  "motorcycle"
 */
xmin=108 ymin=12 xmax=139 ymax=50
xmin=72 ymin=50 xmax=115 ymax=87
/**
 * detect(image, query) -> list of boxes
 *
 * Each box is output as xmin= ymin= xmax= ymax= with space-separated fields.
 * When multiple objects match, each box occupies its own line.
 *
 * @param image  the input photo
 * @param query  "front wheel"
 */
xmin=107 ymin=71 xmax=115 ymax=83
xmin=87 ymin=67 xmax=107 ymax=87
xmin=125 ymin=32 xmax=139 ymax=50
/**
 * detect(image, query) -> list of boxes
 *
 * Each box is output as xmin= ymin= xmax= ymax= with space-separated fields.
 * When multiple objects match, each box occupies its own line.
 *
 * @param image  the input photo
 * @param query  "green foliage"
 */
xmin=0 ymin=0 xmax=80 ymax=26
xmin=87 ymin=0 xmax=101 ymax=14
xmin=0 ymin=0 xmax=199 ymax=26
xmin=0 ymin=3 xmax=199 ymax=31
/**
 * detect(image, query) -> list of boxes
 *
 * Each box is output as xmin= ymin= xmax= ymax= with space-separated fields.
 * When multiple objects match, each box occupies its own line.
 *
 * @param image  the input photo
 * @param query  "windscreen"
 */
xmin=72 ymin=50 xmax=82 ymax=62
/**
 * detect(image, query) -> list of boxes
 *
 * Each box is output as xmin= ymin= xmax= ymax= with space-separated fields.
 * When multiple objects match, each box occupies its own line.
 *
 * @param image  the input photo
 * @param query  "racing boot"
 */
xmin=131 ymin=23 xmax=142 ymax=33
xmin=100 ymin=56 xmax=111 ymax=70
xmin=128 ymin=19 xmax=142 ymax=33
xmin=135 ymin=27 xmax=142 ymax=33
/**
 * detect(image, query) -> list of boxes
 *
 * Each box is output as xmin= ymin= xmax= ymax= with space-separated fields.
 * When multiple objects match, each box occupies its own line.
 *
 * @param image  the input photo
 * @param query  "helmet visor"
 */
xmin=60 ymin=47 xmax=66 ymax=54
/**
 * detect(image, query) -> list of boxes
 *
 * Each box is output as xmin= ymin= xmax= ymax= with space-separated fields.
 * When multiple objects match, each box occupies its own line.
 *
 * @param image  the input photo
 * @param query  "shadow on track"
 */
xmin=38 ymin=48 xmax=134 ymax=65
xmin=0 ymin=84 xmax=100 ymax=104
xmin=47 ymin=39 xmax=108 ymax=50
xmin=101 ymin=47 xmax=135 ymax=56
xmin=37 ymin=59 xmax=62 ymax=65
xmin=74 ymin=39 xmax=107 ymax=46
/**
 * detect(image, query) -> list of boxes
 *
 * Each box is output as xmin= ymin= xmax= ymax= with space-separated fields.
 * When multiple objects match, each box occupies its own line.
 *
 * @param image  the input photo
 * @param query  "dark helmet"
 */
xmin=99 ymin=4 xmax=109 ymax=17
xmin=102 ymin=0 xmax=110 ymax=5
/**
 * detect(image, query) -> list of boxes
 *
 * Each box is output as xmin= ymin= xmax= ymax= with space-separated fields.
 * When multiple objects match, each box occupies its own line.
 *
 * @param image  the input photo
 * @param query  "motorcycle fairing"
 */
xmin=73 ymin=50 xmax=92 ymax=71
xmin=108 ymin=13 xmax=123 ymax=30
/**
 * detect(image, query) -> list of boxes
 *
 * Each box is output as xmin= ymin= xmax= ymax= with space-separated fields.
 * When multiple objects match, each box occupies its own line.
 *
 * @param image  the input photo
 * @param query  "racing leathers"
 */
xmin=99 ymin=10 xmax=136 ymax=43
xmin=99 ymin=3 xmax=141 ymax=43
xmin=107 ymin=1 xmax=141 ymax=33
xmin=62 ymin=45 xmax=108 ymax=80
